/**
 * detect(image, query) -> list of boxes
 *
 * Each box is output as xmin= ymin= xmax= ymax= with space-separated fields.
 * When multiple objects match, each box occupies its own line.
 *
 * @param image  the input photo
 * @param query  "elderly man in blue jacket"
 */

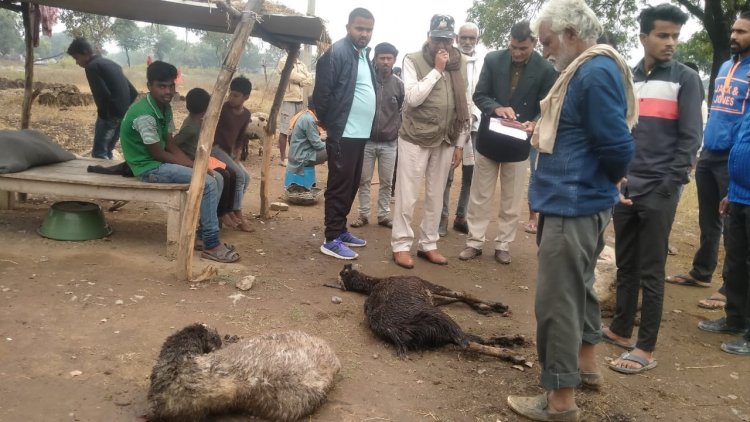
xmin=313 ymin=8 xmax=377 ymax=260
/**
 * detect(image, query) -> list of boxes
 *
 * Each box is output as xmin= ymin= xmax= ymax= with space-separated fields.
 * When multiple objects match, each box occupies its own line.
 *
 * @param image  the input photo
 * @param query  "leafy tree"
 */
xmin=111 ymin=19 xmax=145 ymax=67
xmin=146 ymin=24 xmax=178 ymax=61
xmin=466 ymin=0 xmax=640 ymax=57
xmin=0 ymin=9 xmax=23 ymax=56
xmin=468 ymin=0 xmax=750 ymax=99
xmin=59 ymin=10 xmax=112 ymax=52
xmin=673 ymin=31 xmax=713 ymax=75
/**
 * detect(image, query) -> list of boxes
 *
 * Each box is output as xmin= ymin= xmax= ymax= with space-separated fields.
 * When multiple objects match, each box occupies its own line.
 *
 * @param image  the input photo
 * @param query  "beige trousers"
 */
xmin=465 ymin=152 xmax=526 ymax=252
xmin=391 ymin=139 xmax=454 ymax=253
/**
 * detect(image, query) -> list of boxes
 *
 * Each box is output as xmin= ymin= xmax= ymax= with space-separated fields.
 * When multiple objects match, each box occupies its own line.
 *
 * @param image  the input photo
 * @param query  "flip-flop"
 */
xmin=665 ymin=274 xmax=711 ymax=288
xmin=601 ymin=328 xmax=636 ymax=350
xmin=200 ymin=245 xmax=240 ymax=263
xmin=697 ymin=294 xmax=726 ymax=310
xmin=609 ymin=351 xmax=658 ymax=374
xmin=194 ymin=241 xmax=236 ymax=252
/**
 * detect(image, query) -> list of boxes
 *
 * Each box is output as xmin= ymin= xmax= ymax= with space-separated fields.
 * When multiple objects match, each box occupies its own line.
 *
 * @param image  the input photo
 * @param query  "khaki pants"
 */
xmin=465 ymin=152 xmax=525 ymax=252
xmin=391 ymin=139 xmax=454 ymax=253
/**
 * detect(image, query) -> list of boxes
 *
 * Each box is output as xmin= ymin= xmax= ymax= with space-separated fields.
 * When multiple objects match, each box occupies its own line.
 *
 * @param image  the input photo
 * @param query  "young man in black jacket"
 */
xmin=313 ymin=7 xmax=377 ymax=260
xmin=68 ymin=38 xmax=137 ymax=159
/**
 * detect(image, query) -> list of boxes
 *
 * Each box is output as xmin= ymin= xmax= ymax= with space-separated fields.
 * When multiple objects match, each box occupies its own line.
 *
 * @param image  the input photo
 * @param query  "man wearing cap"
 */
xmin=458 ymin=20 xmax=557 ymax=265
xmin=313 ymin=7 xmax=377 ymax=260
xmin=391 ymin=14 xmax=470 ymax=269
xmin=351 ymin=42 xmax=404 ymax=230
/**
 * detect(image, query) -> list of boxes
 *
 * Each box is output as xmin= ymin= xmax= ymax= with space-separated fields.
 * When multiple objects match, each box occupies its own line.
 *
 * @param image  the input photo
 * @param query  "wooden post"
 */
xmin=20 ymin=2 xmax=34 ymax=130
xmin=260 ymin=46 xmax=298 ymax=218
xmin=176 ymin=0 xmax=264 ymax=281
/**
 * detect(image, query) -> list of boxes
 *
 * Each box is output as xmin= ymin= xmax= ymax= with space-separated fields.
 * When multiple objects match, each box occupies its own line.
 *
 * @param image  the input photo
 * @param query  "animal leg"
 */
xmin=431 ymin=295 xmax=463 ymax=306
xmin=427 ymin=284 xmax=508 ymax=315
xmin=466 ymin=342 xmax=526 ymax=365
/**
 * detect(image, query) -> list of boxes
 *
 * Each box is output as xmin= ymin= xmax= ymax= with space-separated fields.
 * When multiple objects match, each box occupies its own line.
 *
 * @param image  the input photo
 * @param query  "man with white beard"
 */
xmin=439 ymin=22 xmax=482 ymax=237
xmin=506 ymin=0 xmax=636 ymax=419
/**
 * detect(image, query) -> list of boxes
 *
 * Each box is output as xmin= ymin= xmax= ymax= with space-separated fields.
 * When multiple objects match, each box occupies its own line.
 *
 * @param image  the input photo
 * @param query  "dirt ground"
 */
xmin=1 ymin=78 xmax=749 ymax=421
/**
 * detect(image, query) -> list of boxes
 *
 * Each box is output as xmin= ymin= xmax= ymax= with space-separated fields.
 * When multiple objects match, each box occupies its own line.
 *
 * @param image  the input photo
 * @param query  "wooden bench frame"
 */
xmin=0 ymin=158 xmax=189 ymax=255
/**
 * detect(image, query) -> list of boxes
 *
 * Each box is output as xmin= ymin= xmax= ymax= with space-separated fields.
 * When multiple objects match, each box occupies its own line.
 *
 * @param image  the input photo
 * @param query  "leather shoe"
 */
xmin=458 ymin=247 xmax=482 ymax=261
xmin=453 ymin=217 xmax=468 ymax=234
xmin=495 ymin=250 xmax=512 ymax=264
xmin=698 ymin=317 xmax=746 ymax=334
xmin=392 ymin=251 xmax=414 ymax=269
xmin=417 ymin=249 xmax=448 ymax=265
xmin=721 ymin=336 xmax=750 ymax=355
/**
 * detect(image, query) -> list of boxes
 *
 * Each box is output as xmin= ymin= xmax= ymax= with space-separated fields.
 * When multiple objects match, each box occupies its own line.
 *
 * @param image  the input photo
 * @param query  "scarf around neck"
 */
xmin=531 ymin=44 xmax=638 ymax=154
xmin=421 ymin=43 xmax=470 ymax=134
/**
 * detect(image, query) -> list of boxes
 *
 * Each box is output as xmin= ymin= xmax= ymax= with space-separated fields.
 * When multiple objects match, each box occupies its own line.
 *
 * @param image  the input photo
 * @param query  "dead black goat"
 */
xmin=331 ymin=264 xmax=527 ymax=364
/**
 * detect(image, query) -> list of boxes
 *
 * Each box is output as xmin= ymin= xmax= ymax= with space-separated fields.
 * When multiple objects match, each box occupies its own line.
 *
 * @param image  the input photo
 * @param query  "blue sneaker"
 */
xmin=338 ymin=231 xmax=366 ymax=247
xmin=320 ymin=239 xmax=358 ymax=260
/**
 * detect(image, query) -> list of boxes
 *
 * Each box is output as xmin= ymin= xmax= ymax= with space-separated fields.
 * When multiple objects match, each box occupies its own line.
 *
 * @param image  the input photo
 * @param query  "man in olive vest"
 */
xmin=391 ymin=14 xmax=471 ymax=269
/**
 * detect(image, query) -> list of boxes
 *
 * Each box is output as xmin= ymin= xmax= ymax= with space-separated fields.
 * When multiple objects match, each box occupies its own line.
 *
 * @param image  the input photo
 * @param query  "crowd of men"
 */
xmin=69 ymin=0 xmax=750 ymax=419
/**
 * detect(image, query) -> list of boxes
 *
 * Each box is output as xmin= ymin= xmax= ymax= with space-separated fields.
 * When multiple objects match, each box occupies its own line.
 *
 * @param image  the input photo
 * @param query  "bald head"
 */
xmin=457 ymin=22 xmax=479 ymax=55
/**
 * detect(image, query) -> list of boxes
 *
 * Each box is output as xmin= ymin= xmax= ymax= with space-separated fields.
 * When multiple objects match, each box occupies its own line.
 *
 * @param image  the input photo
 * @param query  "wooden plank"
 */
xmin=176 ymin=0 xmax=265 ymax=281
xmin=0 ymin=178 xmax=184 ymax=205
xmin=0 ymin=160 xmax=189 ymax=190
xmin=0 ymin=191 xmax=15 ymax=210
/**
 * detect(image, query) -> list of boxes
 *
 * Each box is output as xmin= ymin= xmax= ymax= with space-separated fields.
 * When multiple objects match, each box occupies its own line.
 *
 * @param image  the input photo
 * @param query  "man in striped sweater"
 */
xmin=603 ymin=4 xmax=704 ymax=374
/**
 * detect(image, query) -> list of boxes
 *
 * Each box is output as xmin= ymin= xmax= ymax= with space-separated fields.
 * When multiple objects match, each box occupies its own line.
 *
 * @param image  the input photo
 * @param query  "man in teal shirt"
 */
xmin=120 ymin=61 xmax=239 ymax=263
xmin=313 ymin=7 xmax=377 ymax=260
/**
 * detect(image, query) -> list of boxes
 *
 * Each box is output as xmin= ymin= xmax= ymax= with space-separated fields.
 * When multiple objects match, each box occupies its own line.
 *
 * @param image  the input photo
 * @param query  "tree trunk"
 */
xmin=260 ymin=46 xmax=298 ymax=218
xmin=21 ymin=2 xmax=34 ymax=130
xmin=176 ymin=0 xmax=265 ymax=281
xmin=125 ymin=48 xmax=131 ymax=67
xmin=701 ymin=0 xmax=732 ymax=101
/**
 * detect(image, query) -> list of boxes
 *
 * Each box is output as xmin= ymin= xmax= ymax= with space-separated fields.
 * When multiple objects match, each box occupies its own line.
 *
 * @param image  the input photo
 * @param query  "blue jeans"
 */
xmin=357 ymin=140 xmax=397 ymax=220
xmin=140 ymin=163 xmax=221 ymax=249
xmin=93 ymin=117 xmax=121 ymax=159
xmin=211 ymin=147 xmax=249 ymax=211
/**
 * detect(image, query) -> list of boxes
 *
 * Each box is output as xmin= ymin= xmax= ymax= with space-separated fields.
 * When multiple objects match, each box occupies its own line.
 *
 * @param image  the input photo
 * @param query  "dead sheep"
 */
xmin=334 ymin=264 xmax=527 ymax=364
xmin=148 ymin=323 xmax=341 ymax=422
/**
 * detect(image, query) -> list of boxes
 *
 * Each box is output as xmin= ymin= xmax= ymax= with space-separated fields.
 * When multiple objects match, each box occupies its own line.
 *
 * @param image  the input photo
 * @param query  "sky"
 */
xmin=276 ymin=0 xmax=482 ymax=56
xmin=273 ymin=0 xmax=701 ymax=65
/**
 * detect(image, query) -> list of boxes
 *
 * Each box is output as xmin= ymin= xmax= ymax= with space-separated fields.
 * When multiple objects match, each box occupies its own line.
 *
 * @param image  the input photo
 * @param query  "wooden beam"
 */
xmin=20 ymin=2 xmax=33 ymax=129
xmin=260 ymin=46 xmax=298 ymax=218
xmin=0 ymin=1 xmax=23 ymax=13
xmin=176 ymin=0 xmax=265 ymax=281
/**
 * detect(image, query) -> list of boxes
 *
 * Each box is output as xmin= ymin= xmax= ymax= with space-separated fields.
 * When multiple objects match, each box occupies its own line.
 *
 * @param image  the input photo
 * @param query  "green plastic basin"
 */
xmin=38 ymin=201 xmax=112 ymax=241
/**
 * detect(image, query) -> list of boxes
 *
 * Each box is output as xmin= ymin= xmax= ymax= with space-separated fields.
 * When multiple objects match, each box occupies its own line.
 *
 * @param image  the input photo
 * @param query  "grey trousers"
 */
xmin=535 ymin=209 xmax=610 ymax=390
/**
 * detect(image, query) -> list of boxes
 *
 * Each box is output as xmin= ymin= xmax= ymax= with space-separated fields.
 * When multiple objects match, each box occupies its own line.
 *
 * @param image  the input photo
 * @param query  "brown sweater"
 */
xmin=214 ymin=102 xmax=251 ymax=155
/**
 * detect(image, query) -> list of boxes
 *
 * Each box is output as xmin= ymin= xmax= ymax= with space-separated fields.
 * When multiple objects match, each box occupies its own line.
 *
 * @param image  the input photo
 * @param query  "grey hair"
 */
xmin=459 ymin=22 xmax=480 ymax=36
xmin=531 ymin=0 xmax=602 ymax=43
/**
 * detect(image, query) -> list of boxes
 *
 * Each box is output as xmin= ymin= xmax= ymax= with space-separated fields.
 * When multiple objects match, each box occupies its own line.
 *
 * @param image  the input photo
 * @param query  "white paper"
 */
xmin=488 ymin=117 xmax=527 ymax=140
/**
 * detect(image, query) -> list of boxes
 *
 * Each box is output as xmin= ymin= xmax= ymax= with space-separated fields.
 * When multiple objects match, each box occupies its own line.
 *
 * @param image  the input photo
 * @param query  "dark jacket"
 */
xmin=627 ymin=59 xmax=703 ymax=198
xmin=473 ymin=50 xmax=557 ymax=123
xmin=531 ymin=56 xmax=635 ymax=217
xmin=371 ymin=72 xmax=404 ymax=142
xmin=313 ymin=37 xmax=377 ymax=140
xmin=85 ymin=55 xmax=138 ymax=121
